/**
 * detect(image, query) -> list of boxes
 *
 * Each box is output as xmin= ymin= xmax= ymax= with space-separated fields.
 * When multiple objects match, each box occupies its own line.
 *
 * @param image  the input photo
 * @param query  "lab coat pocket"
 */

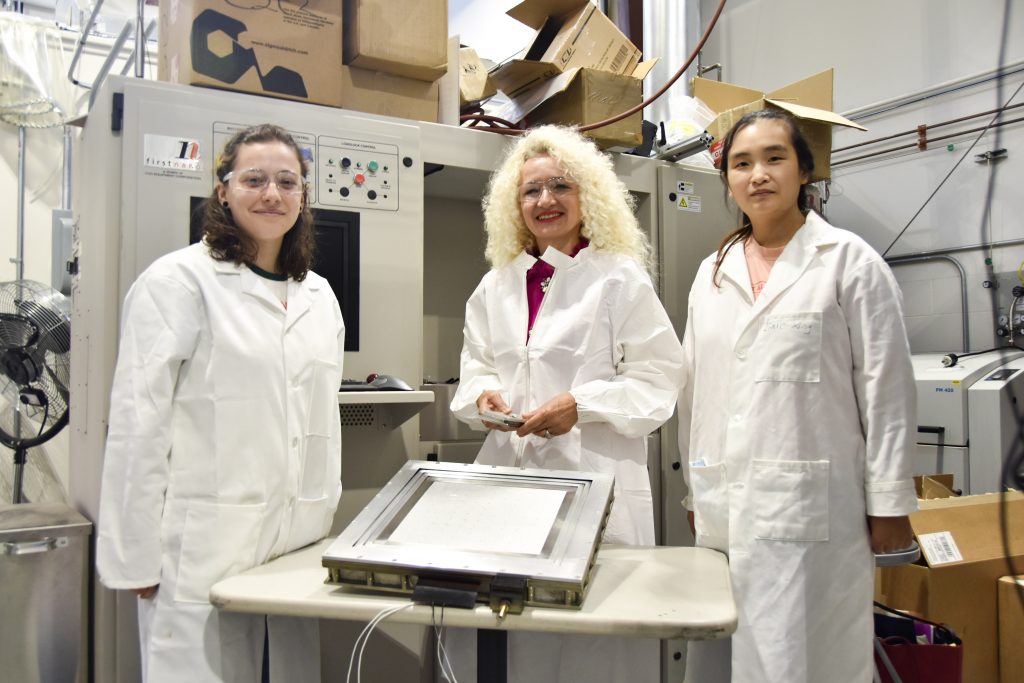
xmin=754 ymin=312 xmax=822 ymax=382
xmin=174 ymin=500 xmax=265 ymax=604
xmin=307 ymin=359 xmax=340 ymax=438
xmin=289 ymin=495 xmax=331 ymax=550
xmin=751 ymin=459 xmax=829 ymax=541
xmin=301 ymin=359 xmax=339 ymax=500
xmin=689 ymin=462 xmax=730 ymax=548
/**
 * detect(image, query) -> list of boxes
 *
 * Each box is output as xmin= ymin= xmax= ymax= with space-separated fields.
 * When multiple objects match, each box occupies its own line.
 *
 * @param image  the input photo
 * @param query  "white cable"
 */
xmin=345 ymin=603 xmax=414 ymax=683
xmin=432 ymin=605 xmax=459 ymax=683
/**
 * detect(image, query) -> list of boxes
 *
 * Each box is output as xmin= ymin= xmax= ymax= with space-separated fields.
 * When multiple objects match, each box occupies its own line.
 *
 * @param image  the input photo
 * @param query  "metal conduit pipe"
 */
xmin=887 ymin=237 xmax=1024 ymax=260
xmin=886 ymin=254 xmax=969 ymax=352
xmin=842 ymin=61 xmax=1024 ymax=122
xmin=833 ymin=102 xmax=1024 ymax=153
xmin=833 ymin=115 xmax=1024 ymax=167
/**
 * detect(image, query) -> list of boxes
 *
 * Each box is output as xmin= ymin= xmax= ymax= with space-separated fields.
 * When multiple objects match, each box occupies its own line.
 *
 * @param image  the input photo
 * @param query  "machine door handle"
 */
xmin=917 ymin=425 xmax=946 ymax=434
xmin=1 ymin=537 xmax=65 ymax=556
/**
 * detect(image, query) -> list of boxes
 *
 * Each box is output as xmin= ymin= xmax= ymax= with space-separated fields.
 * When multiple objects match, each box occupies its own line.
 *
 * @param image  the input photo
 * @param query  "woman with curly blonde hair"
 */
xmin=449 ymin=125 xmax=683 ymax=683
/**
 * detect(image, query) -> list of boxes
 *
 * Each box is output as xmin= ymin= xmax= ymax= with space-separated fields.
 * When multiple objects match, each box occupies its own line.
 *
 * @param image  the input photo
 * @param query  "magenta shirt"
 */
xmin=526 ymin=239 xmax=589 ymax=340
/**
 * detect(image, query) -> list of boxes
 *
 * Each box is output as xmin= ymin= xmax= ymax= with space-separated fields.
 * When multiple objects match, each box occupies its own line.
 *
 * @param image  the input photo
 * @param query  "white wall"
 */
xmin=698 ymin=0 xmax=1024 ymax=353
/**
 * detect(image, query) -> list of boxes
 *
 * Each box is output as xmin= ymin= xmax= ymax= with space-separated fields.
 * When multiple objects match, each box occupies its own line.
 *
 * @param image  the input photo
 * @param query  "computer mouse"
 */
xmin=365 ymin=373 xmax=413 ymax=391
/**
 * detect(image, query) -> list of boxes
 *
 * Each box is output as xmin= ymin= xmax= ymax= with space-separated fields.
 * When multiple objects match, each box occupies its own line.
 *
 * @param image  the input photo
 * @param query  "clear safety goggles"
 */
xmin=222 ymin=168 xmax=307 ymax=196
xmin=519 ymin=176 xmax=578 ymax=204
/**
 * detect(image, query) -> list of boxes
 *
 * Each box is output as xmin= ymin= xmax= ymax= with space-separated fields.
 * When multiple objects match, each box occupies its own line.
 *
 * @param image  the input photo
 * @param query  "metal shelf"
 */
xmin=336 ymin=391 xmax=434 ymax=430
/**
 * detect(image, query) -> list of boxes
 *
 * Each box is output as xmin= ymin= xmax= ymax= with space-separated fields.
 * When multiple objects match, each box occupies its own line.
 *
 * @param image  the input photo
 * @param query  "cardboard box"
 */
xmin=339 ymin=65 xmax=439 ymax=123
xmin=876 ymin=492 xmax=1024 ymax=683
xmin=998 ymin=576 xmax=1024 ymax=683
xmin=158 ymin=0 xmax=344 ymax=107
xmin=459 ymin=46 xmax=497 ymax=107
xmin=343 ymin=0 xmax=447 ymax=82
xmin=693 ymin=69 xmax=866 ymax=181
xmin=490 ymin=0 xmax=641 ymax=100
xmin=523 ymin=61 xmax=656 ymax=149
xmin=914 ymin=473 xmax=959 ymax=499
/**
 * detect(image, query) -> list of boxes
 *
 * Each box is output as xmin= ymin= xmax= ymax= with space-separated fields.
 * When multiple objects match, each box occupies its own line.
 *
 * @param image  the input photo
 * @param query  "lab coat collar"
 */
xmin=285 ymin=278 xmax=317 ymax=331
xmin=731 ymin=211 xmax=838 ymax=343
xmin=756 ymin=211 xmax=838 ymax=309
xmin=209 ymin=256 xmax=310 ymax=321
xmin=512 ymin=244 xmax=586 ymax=272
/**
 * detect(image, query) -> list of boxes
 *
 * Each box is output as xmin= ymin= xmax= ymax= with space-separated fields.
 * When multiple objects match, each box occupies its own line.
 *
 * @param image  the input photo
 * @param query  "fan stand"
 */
xmin=12 ymin=445 xmax=27 ymax=504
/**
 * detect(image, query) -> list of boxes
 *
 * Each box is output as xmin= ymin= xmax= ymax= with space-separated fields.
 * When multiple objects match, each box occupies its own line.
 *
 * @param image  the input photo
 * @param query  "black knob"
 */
xmin=673 ymin=651 xmax=682 ymax=661
xmin=341 ymin=158 xmax=352 ymax=168
xmin=340 ymin=187 xmax=350 ymax=197
xmin=668 ymin=192 xmax=677 ymax=202
xmin=997 ymin=326 xmax=1009 ymax=337
xmin=403 ymin=156 xmax=413 ymax=167
xmin=368 ymin=190 xmax=377 ymax=200
xmin=671 ymin=461 xmax=681 ymax=470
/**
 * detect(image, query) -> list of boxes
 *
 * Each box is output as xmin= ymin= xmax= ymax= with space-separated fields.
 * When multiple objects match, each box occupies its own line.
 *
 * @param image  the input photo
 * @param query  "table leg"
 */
xmin=477 ymin=628 xmax=508 ymax=683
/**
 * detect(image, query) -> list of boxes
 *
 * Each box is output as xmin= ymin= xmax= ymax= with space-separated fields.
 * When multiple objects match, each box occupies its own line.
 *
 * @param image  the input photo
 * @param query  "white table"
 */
xmin=211 ymin=539 xmax=737 ymax=680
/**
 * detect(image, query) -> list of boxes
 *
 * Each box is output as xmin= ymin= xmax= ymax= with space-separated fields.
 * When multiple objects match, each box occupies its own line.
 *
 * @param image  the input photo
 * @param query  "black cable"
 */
xmin=879 ymin=77 xmax=1024 ymax=258
xmin=975 ymin=0 xmax=1024 ymax=615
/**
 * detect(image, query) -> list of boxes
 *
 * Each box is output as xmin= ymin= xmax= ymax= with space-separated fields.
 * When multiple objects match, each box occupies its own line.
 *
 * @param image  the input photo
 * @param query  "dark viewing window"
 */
xmin=189 ymin=198 xmax=360 ymax=351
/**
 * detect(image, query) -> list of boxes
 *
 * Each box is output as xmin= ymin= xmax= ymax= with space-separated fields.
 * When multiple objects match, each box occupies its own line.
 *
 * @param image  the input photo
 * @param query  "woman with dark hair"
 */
xmin=677 ymin=110 xmax=917 ymax=682
xmin=97 ymin=124 xmax=344 ymax=683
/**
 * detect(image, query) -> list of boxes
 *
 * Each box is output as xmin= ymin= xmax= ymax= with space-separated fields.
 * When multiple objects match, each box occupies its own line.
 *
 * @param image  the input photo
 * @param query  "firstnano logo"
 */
xmin=177 ymin=141 xmax=200 ymax=161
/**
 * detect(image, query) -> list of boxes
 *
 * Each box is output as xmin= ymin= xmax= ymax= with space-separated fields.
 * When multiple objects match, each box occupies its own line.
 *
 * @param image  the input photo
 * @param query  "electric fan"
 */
xmin=0 ymin=280 xmax=71 ymax=504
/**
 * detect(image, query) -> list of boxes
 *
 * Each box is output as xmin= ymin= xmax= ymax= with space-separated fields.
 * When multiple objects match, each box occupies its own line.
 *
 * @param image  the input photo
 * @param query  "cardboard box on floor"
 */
xmin=693 ymin=69 xmax=866 ymax=181
xmin=998 ymin=576 xmax=1024 ymax=683
xmin=876 ymin=492 xmax=1024 ymax=683
xmin=914 ymin=473 xmax=959 ymax=499
xmin=158 ymin=0 xmax=344 ymax=107
xmin=343 ymin=0 xmax=447 ymax=82
xmin=521 ymin=61 xmax=657 ymax=149
xmin=490 ymin=0 xmax=642 ymax=100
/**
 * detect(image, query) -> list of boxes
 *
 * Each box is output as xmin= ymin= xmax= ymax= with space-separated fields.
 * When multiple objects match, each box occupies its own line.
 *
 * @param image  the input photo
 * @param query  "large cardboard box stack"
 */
xmin=158 ymin=0 xmax=446 ymax=122
xmin=693 ymin=70 xmax=866 ymax=181
xmin=998 ymin=576 xmax=1024 ymax=683
xmin=158 ymin=0 xmax=344 ymax=107
xmin=488 ymin=0 xmax=649 ymax=148
xmin=876 ymin=492 xmax=1024 ymax=683
xmin=343 ymin=0 xmax=447 ymax=82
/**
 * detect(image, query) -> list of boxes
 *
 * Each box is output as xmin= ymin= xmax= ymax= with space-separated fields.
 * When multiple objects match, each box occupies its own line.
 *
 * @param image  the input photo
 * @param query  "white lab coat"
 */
xmin=449 ymin=246 xmax=683 ymax=683
xmin=678 ymin=212 xmax=918 ymax=683
xmin=96 ymin=243 xmax=344 ymax=683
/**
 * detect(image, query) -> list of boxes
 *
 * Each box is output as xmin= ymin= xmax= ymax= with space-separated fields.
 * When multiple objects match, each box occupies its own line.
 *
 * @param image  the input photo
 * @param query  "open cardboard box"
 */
xmin=914 ymin=473 xmax=959 ymax=499
xmin=489 ymin=0 xmax=641 ymax=100
xmin=693 ymin=69 xmax=866 ymax=181
xmin=876 ymin=492 xmax=1024 ymax=683
xmin=491 ymin=59 xmax=656 ymax=149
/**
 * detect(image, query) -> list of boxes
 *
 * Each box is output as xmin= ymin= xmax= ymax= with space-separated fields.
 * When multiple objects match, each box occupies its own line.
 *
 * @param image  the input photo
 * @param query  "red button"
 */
xmin=354 ymin=173 xmax=366 ymax=185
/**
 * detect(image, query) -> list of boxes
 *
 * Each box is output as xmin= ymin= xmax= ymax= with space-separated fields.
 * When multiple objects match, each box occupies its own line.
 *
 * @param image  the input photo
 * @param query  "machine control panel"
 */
xmin=317 ymin=136 xmax=399 ymax=211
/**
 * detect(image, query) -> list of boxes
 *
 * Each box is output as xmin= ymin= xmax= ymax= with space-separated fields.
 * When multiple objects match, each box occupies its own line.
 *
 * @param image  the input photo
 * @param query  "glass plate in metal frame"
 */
xmin=322 ymin=461 xmax=614 ymax=609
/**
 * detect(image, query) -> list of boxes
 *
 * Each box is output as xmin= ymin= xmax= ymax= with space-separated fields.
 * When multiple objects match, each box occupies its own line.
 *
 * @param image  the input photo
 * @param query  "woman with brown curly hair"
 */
xmin=97 ymin=124 xmax=344 ymax=683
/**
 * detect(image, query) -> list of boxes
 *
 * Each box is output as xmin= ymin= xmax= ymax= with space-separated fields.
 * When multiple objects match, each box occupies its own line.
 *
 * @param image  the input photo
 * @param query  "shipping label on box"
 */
xmin=158 ymin=0 xmax=344 ymax=107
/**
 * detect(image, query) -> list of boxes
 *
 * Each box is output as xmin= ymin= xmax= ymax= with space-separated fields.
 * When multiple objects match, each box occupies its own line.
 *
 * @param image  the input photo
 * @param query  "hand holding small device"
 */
xmin=478 ymin=409 xmax=525 ymax=427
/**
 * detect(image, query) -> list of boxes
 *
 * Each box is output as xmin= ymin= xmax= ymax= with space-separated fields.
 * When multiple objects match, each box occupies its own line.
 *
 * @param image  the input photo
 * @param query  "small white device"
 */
xmin=479 ymin=410 xmax=525 ymax=427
